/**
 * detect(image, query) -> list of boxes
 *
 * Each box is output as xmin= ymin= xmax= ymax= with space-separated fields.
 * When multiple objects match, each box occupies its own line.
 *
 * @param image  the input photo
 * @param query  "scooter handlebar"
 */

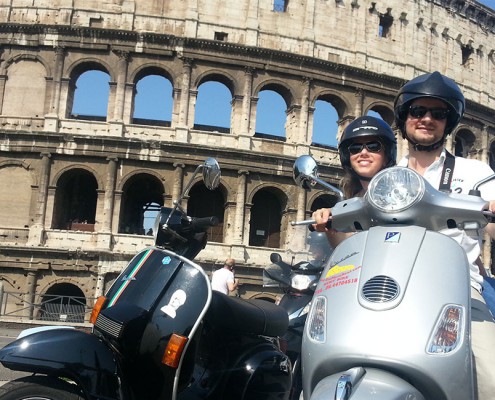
xmin=190 ymin=216 xmax=220 ymax=231
xmin=291 ymin=219 xmax=332 ymax=232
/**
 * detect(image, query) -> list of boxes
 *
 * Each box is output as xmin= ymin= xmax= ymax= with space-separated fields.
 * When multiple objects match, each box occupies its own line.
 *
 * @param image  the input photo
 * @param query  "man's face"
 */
xmin=405 ymin=98 xmax=448 ymax=146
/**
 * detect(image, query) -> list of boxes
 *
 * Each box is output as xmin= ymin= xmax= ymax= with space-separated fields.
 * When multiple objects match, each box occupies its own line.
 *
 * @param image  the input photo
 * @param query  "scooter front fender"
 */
xmin=0 ymin=328 xmax=123 ymax=400
xmin=310 ymin=367 xmax=425 ymax=400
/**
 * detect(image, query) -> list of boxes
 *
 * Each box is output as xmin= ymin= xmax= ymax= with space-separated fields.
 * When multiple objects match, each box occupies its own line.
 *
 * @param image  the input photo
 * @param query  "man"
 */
xmin=211 ymin=258 xmax=239 ymax=295
xmin=394 ymin=70 xmax=495 ymax=400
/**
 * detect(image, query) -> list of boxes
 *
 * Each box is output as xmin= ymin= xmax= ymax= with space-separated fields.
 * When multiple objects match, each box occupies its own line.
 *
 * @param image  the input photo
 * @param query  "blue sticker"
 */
xmin=162 ymin=256 xmax=172 ymax=265
xmin=385 ymin=232 xmax=400 ymax=243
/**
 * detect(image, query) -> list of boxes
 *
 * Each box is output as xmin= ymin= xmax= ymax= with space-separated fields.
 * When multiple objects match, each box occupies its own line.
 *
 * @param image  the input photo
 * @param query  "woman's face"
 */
xmin=348 ymin=136 xmax=388 ymax=179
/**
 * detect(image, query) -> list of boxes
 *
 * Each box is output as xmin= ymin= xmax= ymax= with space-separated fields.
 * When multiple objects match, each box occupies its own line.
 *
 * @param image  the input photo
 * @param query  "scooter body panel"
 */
xmin=303 ymin=226 xmax=473 ymax=400
xmin=0 ymin=329 xmax=122 ymax=399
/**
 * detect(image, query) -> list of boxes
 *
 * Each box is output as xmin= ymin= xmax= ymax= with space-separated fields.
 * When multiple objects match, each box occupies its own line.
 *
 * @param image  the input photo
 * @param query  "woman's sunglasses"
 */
xmin=348 ymin=140 xmax=383 ymax=155
xmin=408 ymin=105 xmax=450 ymax=120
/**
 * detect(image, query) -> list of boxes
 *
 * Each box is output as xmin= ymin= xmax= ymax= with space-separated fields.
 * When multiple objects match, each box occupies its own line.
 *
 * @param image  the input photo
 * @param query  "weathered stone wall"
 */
xmin=0 ymin=0 xmax=493 ymax=317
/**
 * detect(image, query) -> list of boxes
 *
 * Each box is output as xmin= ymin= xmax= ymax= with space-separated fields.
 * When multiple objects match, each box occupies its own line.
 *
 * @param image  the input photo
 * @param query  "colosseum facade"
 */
xmin=0 ymin=0 xmax=494 ymax=322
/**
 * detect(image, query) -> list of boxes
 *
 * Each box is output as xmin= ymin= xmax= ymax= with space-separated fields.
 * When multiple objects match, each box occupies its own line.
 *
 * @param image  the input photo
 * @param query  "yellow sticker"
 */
xmin=325 ymin=264 xmax=355 ymax=278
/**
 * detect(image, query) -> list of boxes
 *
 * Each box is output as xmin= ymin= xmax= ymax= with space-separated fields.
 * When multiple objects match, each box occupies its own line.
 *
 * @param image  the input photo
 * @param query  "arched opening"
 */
xmin=312 ymin=99 xmax=339 ymax=148
xmin=194 ymin=80 xmax=232 ymax=133
xmin=454 ymin=129 xmax=476 ymax=158
xmin=255 ymin=89 xmax=288 ymax=140
xmin=119 ymin=174 xmax=164 ymax=235
xmin=249 ymin=189 xmax=282 ymax=248
xmin=133 ymin=73 xmax=173 ymax=126
xmin=187 ymin=183 xmax=225 ymax=243
xmin=39 ymin=283 xmax=86 ymax=323
xmin=70 ymin=68 xmax=110 ymax=121
xmin=52 ymin=169 xmax=98 ymax=231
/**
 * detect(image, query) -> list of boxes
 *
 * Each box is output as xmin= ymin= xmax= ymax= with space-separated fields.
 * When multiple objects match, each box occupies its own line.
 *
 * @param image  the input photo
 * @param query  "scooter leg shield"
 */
xmin=310 ymin=368 xmax=425 ymax=400
xmin=0 ymin=328 xmax=122 ymax=399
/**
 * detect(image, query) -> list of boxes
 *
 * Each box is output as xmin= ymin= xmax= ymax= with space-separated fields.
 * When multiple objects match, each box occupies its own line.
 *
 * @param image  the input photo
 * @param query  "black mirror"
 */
xmin=270 ymin=253 xmax=282 ymax=263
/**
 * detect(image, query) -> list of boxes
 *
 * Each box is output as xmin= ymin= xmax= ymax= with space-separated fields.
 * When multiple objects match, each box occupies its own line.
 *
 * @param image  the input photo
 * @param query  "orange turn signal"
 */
xmin=162 ymin=333 xmax=188 ymax=368
xmin=90 ymin=296 xmax=107 ymax=325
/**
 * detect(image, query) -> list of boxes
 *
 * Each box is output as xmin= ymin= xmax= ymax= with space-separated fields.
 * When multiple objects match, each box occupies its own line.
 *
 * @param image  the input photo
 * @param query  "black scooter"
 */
xmin=0 ymin=158 xmax=292 ymax=400
xmin=263 ymin=232 xmax=331 ymax=400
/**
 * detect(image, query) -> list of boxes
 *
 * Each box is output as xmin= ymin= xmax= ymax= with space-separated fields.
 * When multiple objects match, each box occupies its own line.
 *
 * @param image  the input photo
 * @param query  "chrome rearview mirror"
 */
xmin=293 ymin=155 xmax=344 ymax=201
xmin=203 ymin=157 xmax=221 ymax=190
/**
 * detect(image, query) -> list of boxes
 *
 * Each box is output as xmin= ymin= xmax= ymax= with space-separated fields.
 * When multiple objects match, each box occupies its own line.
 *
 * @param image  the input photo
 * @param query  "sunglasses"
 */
xmin=348 ymin=140 xmax=383 ymax=155
xmin=408 ymin=105 xmax=450 ymax=120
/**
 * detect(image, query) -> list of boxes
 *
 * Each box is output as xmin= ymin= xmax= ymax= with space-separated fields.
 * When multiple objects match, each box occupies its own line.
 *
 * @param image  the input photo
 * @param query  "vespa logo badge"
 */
xmin=385 ymin=232 xmax=400 ymax=243
xmin=121 ymin=274 xmax=136 ymax=282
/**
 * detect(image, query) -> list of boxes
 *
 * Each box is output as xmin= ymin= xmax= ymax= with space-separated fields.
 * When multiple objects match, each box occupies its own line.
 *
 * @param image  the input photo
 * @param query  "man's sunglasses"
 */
xmin=348 ymin=140 xmax=383 ymax=155
xmin=408 ymin=105 xmax=450 ymax=120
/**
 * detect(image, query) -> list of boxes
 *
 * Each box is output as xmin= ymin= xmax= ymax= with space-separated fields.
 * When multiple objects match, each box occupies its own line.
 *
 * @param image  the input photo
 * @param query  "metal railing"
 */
xmin=0 ymin=291 xmax=96 ymax=324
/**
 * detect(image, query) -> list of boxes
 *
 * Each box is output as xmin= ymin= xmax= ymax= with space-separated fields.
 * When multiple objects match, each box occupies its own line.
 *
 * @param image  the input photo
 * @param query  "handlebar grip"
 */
xmin=308 ymin=219 xmax=333 ymax=232
xmin=190 ymin=216 xmax=219 ymax=231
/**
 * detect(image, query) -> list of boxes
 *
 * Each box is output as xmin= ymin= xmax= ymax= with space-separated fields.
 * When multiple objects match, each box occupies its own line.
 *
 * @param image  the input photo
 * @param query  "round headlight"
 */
xmin=367 ymin=167 xmax=425 ymax=212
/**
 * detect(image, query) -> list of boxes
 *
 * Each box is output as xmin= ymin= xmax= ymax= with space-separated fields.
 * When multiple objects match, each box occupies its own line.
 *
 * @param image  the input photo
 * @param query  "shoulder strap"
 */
xmin=439 ymin=150 xmax=455 ymax=192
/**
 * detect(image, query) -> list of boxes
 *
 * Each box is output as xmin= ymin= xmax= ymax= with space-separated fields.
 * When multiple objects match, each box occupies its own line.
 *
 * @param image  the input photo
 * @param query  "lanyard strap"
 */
xmin=439 ymin=151 xmax=455 ymax=192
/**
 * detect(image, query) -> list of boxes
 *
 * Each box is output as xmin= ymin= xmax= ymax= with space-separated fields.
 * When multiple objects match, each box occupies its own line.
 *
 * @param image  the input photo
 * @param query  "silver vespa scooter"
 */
xmin=292 ymin=155 xmax=495 ymax=400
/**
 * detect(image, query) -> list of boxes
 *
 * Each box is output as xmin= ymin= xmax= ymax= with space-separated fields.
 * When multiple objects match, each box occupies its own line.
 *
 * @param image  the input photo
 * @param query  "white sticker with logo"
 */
xmin=385 ymin=232 xmax=400 ymax=243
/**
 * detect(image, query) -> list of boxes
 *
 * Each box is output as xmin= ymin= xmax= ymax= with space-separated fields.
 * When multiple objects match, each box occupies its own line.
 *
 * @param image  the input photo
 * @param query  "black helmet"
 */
xmin=394 ymin=71 xmax=465 ymax=137
xmin=338 ymin=115 xmax=397 ymax=173
xmin=307 ymin=231 xmax=333 ymax=264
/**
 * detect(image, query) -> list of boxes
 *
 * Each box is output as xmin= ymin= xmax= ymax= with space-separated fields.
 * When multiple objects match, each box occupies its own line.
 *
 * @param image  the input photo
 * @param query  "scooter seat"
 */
xmin=206 ymin=291 xmax=289 ymax=337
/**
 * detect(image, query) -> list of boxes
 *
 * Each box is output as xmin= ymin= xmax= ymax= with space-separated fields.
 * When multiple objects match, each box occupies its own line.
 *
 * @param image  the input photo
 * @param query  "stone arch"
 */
xmin=311 ymin=89 xmax=352 ymax=119
xmin=36 ymin=279 xmax=88 ymax=323
xmin=2 ymin=53 xmax=52 ymax=76
xmin=130 ymin=64 xmax=176 ymax=85
xmin=51 ymin=164 xmax=102 ymax=189
xmin=119 ymin=172 xmax=166 ymax=235
xmin=2 ymin=55 xmax=49 ymax=117
xmin=66 ymin=58 xmax=114 ymax=81
xmin=453 ymin=126 xmax=477 ymax=157
xmin=117 ymin=168 xmax=167 ymax=193
xmin=254 ymin=79 xmax=295 ymax=107
xmin=187 ymin=180 xmax=227 ymax=243
xmin=247 ymin=184 xmax=287 ymax=248
xmin=365 ymin=101 xmax=395 ymax=126
xmin=193 ymin=70 xmax=238 ymax=95
xmin=51 ymin=168 xmax=99 ymax=230
xmin=0 ymin=162 xmax=33 ymax=227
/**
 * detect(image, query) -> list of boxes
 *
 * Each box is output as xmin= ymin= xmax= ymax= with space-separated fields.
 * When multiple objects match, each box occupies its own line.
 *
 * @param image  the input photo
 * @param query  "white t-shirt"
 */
xmin=211 ymin=267 xmax=235 ymax=295
xmin=399 ymin=149 xmax=495 ymax=292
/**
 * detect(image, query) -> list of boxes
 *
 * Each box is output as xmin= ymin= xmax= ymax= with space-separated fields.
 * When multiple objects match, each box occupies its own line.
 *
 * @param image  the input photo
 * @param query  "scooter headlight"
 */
xmin=367 ymin=167 xmax=425 ymax=213
xmin=291 ymin=274 xmax=318 ymax=291
xmin=307 ymin=296 xmax=326 ymax=343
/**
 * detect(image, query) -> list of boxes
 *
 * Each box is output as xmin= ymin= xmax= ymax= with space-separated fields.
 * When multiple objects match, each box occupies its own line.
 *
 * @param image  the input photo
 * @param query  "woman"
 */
xmin=312 ymin=115 xmax=397 ymax=247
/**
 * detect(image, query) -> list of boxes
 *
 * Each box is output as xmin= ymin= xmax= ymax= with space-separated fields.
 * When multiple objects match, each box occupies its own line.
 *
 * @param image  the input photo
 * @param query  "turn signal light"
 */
xmin=90 ymin=296 xmax=107 ymax=325
xmin=163 ymin=334 xmax=188 ymax=368
xmin=427 ymin=305 xmax=463 ymax=354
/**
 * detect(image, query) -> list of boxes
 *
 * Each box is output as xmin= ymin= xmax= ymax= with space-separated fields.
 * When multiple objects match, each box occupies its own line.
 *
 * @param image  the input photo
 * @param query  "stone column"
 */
xmin=171 ymin=163 xmax=185 ymax=207
xmin=300 ymin=77 xmax=311 ymax=144
xmin=45 ymin=47 xmax=66 ymax=132
xmin=241 ymin=67 xmax=254 ymax=135
xmin=178 ymin=58 xmax=193 ymax=127
xmin=24 ymin=271 xmax=37 ymax=319
xmin=481 ymin=125 xmax=489 ymax=165
xmin=101 ymin=158 xmax=118 ymax=232
xmin=112 ymin=50 xmax=130 ymax=122
xmin=28 ymin=153 xmax=52 ymax=246
xmin=49 ymin=47 xmax=66 ymax=116
xmin=233 ymin=170 xmax=249 ymax=244
xmin=354 ymin=88 xmax=364 ymax=117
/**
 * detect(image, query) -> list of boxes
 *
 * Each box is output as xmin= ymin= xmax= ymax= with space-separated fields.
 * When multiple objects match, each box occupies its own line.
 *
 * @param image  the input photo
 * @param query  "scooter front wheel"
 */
xmin=0 ymin=376 xmax=85 ymax=400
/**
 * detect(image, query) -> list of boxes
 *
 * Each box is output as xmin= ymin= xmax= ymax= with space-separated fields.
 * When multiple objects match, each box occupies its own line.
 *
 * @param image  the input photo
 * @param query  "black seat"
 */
xmin=205 ymin=291 xmax=288 ymax=337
